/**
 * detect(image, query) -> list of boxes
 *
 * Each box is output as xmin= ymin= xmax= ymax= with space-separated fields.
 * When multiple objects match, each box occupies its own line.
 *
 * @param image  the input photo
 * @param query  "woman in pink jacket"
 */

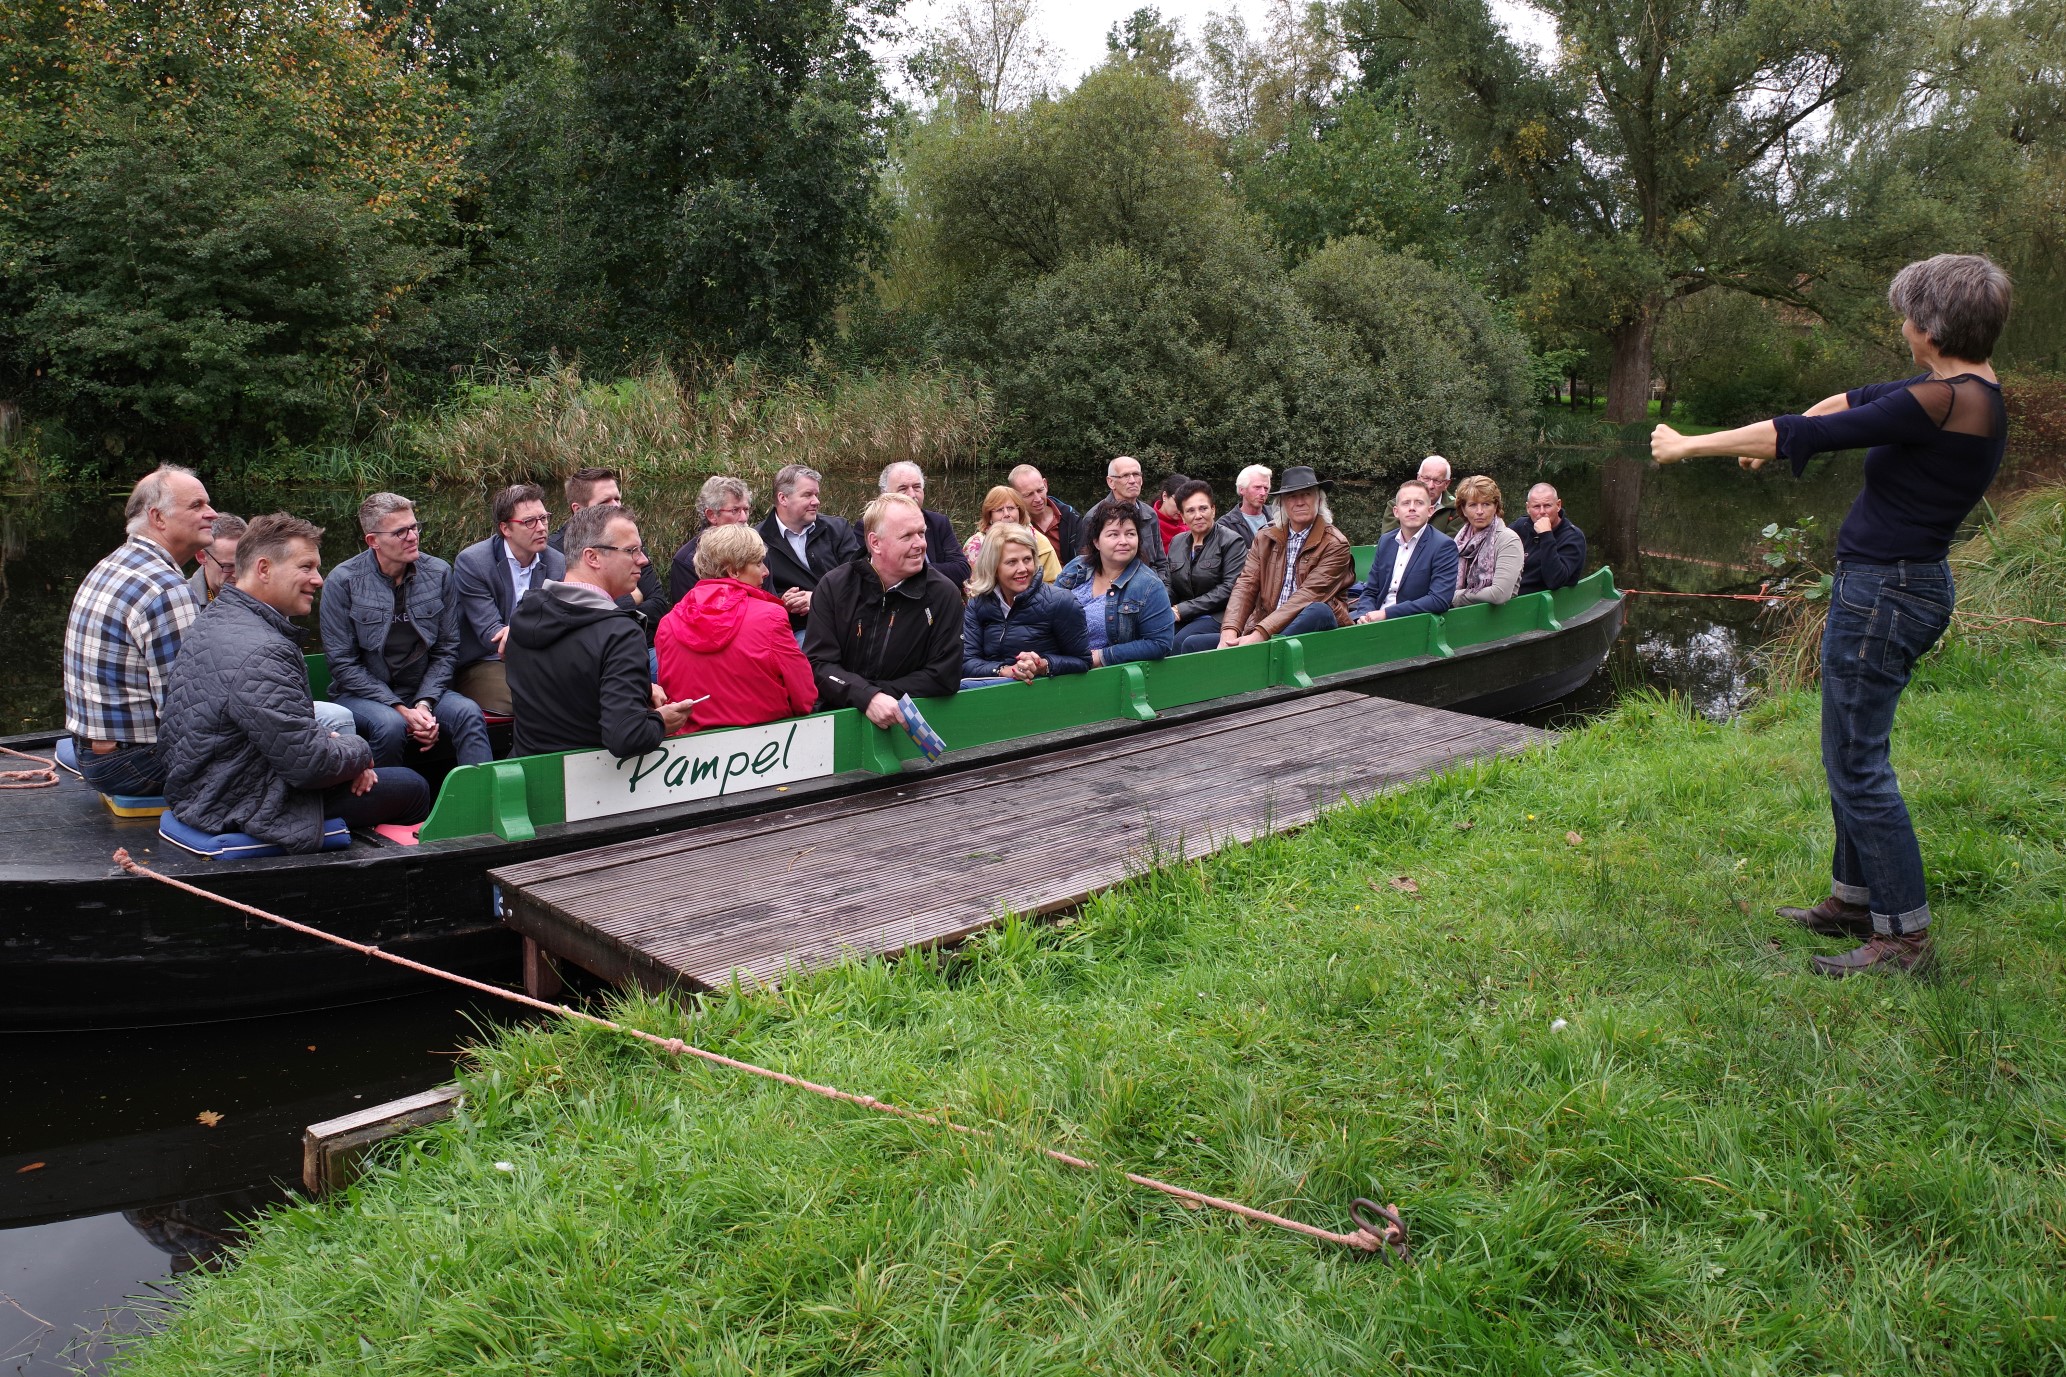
xmin=655 ymin=525 xmax=817 ymax=731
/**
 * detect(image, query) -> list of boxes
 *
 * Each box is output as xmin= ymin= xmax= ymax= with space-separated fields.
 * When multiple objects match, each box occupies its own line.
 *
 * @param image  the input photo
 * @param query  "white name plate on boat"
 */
xmin=561 ymin=717 xmax=837 ymax=823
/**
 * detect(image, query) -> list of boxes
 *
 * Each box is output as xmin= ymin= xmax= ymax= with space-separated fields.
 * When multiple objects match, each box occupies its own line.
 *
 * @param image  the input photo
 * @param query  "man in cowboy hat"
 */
xmin=1218 ymin=465 xmax=1356 ymax=645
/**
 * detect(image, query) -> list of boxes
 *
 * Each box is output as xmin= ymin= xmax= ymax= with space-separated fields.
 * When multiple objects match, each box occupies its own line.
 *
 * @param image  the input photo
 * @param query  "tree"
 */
xmin=905 ymin=0 xmax=1057 ymax=117
xmin=1371 ymin=0 xmax=1916 ymax=421
xmin=1105 ymin=7 xmax=1189 ymax=80
xmin=0 ymin=0 xmax=466 ymax=453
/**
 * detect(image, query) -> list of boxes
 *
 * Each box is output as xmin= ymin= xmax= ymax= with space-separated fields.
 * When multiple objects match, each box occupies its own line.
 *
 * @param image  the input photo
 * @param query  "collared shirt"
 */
xmin=1382 ymin=526 xmax=1423 ymax=608
xmin=62 ymin=535 xmax=200 ymax=744
xmin=778 ymin=519 xmax=814 ymax=567
xmin=506 ymin=546 xmax=542 ymax=600
xmin=1277 ymin=524 xmax=1311 ymax=607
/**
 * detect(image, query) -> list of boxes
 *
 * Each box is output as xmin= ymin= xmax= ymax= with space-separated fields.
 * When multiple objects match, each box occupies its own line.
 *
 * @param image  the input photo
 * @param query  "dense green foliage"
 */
xmin=117 ymin=547 xmax=2066 ymax=1371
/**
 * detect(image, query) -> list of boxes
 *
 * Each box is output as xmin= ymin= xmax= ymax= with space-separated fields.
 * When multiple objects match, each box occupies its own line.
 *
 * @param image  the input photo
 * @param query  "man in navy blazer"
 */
xmin=757 ymin=463 xmax=861 ymax=634
xmin=1353 ymin=480 xmax=1457 ymax=623
xmin=451 ymin=483 xmax=568 ymax=715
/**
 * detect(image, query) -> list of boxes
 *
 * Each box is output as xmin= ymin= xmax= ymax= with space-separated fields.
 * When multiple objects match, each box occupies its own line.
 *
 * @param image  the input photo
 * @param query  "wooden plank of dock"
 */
xmin=491 ymin=692 xmax=1544 ymax=996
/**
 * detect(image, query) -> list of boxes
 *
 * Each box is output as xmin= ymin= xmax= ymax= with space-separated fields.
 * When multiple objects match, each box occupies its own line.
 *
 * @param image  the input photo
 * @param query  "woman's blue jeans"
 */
xmin=1819 ymin=559 xmax=1954 ymax=935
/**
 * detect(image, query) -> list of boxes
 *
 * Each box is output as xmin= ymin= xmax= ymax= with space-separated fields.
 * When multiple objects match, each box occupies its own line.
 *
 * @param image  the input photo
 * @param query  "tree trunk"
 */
xmin=1604 ymin=302 xmax=1659 ymax=424
xmin=1597 ymin=454 xmax=1645 ymax=580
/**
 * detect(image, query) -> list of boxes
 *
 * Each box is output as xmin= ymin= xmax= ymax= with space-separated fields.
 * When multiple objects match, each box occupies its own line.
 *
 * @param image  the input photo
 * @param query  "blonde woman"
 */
xmin=961 ymin=523 xmax=1090 ymax=687
xmin=962 ymin=485 xmax=1062 ymax=582
xmin=1450 ymin=475 xmax=1525 ymax=607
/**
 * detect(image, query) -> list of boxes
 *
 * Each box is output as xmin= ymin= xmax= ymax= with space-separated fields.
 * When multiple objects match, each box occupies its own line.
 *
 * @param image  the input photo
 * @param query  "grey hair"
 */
xmin=966 ymin=522 xmax=1038 ymax=597
xmin=357 ymin=491 xmax=415 ymax=535
xmin=1235 ymin=464 xmax=1271 ymax=490
xmin=1888 ymin=254 xmax=2013 ymax=362
xmin=210 ymin=512 xmax=248 ymax=544
xmin=1269 ymin=494 xmax=1335 ymax=528
xmin=697 ymin=475 xmax=752 ymax=522
xmin=124 ymin=465 xmax=199 ymax=537
xmin=1107 ymin=454 xmax=1142 ymax=478
xmin=1418 ymin=454 xmax=1451 ymax=480
xmin=877 ymin=461 xmax=923 ymax=493
xmin=773 ymin=464 xmax=822 ymax=500
xmin=563 ymin=502 xmax=637 ymax=559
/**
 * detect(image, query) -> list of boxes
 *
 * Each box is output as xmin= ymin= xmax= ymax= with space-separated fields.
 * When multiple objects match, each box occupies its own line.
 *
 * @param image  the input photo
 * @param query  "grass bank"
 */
xmin=120 ymin=666 xmax=2066 ymax=1370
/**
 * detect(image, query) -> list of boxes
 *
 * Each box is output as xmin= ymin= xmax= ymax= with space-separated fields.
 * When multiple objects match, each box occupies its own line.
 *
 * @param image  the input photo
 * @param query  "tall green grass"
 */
xmin=117 ymin=639 xmax=2066 ymax=1374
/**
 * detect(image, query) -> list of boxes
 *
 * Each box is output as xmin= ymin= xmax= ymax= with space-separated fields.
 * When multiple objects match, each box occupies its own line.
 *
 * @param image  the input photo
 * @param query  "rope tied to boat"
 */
xmin=1620 ymin=587 xmax=2066 ymax=629
xmin=0 ymin=745 xmax=59 ymax=789
xmin=109 ymin=848 xmax=1409 ymax=1260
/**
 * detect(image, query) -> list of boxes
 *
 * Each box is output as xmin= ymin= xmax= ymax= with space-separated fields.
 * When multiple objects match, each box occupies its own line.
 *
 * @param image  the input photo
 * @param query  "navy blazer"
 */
xmin=923 ymin=509 xmax=972 ymax=588
xmin=453 ymin=534 xmax=567 ymax=667
xmin=1352 ymin=527 xmax=1458 ymax=621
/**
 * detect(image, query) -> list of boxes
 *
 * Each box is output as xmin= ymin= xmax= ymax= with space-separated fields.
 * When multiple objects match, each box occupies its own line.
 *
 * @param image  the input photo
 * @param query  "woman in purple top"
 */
xmin=1652 ymin=253 xmax=2012 ymax=978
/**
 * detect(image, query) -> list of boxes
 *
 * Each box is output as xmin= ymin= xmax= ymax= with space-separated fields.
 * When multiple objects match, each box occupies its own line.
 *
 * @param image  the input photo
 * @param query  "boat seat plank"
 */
xmin=494 ymin=693 xmax=1544 ymax=993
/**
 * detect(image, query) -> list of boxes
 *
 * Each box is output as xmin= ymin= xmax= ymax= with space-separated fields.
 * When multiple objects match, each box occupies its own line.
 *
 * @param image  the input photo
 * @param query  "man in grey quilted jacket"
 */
xmin=162 ymin=513 xmax=430 ymax=852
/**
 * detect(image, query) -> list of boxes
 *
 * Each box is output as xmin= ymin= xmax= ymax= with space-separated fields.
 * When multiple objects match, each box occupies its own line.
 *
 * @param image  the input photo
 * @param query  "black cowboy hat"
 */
xmin=1269 ymin=465 xmax=1334 ymax=497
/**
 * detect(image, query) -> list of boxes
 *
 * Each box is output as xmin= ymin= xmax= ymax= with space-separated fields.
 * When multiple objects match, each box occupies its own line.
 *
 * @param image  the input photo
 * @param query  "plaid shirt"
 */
xmin=62 ymin=535 xmax=200 ymax=744
xmin=1277 ymin=523 xmax=1310 ymax=608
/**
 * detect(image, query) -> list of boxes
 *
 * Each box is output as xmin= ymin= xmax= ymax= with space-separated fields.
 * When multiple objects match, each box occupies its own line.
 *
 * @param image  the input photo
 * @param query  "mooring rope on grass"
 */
xmin=0 ymin=745 xmax=58 ymax=789
xmin=1620 ymin=587 xmax=2066 ymax=629
xmin=110 ymin=848 xmax=1409 ymax=1260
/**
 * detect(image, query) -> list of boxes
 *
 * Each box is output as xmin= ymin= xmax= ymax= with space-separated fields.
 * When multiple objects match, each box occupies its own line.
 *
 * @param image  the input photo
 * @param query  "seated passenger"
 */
xmin=1097 ymin=455 xmax=1169 ymax=576
xmin=961 ymin=523 xmax=1090 ymax=687
xmin=1217 ymin=465 xmax=1272 ymax=548
xmin=1353 ymin=480 xmax=1458 ymax=623
xmin=320 ymin=492 xmax=491 ymax=768
xmin=1164 ymin=480 xmax=1247 ymax=654
xmin=506 ymin=505 xmax=694 ymax=758
xmin=1219 ymin=466 xmax=1353 ymax=645
xmin=667 ymin=475 xmax=754 ymax=603
xmin=880 ymin=461 xmax=972 ymax=587
xmin=186 ymin=512 xmax=243 ymax=605
xmin=1450 ymin=475 xmax=1526 ymax=608
xmin=162 ymin=514 xmax=430 ymax=849
xmin=655 ymin=524 xmax=817 ymax=731
xmin=1055 ymin=499 xmax=1176 ymax=666
xmin=1513 ymin=483 xmax=1588 ymax=593
xmin=63 ymin=465 xmax=215 ymax=799
xmin=760 ymin=463 xmax=862 ymax=635
xmin=452 ymin=484 xmax=566 ymax=717
xmin=547 ymin=467 xmax=669 ymax=640
xmin=962 ymin=486 xmax=1062 ymax=583
xmin=803 ymin=493 xmax=965 ymax=730
xmin=1009 ymin=463 xmax=1084 ymax=564
xmin=1153 ymin=472 xmax=1190 ymax=554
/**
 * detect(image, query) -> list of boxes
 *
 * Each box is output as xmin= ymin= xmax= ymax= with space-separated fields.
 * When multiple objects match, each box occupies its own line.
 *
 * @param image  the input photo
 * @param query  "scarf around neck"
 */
xmin=1454 ymin=519 xmax=1499 ymax=594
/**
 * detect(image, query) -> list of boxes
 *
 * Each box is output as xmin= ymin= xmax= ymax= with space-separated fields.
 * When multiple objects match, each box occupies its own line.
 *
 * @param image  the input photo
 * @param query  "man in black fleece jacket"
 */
xmin=507 ymin=505 xmax=695 ymax=758
xmin=804 ymin=493 xmax=964 ymax=729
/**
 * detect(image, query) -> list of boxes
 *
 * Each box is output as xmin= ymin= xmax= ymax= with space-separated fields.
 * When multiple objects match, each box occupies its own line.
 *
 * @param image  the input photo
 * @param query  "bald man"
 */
xmin=1512 ymin=483 xmax=1587 ymax=593
xmin=1098 ymin=456 xmax=1168 ymax=575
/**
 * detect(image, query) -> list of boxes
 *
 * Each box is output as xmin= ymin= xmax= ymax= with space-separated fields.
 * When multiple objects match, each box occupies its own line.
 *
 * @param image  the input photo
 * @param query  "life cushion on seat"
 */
xmin=55 ymin=737 xmax=82 ymax=776
xmin=59 ymin=736 xmax=169 ymax=813
xmin=159 ymin=812 xmax=351 ymax=860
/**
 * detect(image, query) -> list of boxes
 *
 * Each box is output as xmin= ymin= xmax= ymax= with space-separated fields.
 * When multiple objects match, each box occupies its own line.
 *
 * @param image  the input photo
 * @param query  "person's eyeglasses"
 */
xmin=510 ymin=514 xmax=550 ymax=529
xmin=590 ymin=543 xmax=645 ymax=559
xmin=377 ymin=523 xmax=422 ymax=540
xmin=202 ymin=549 xmax=236 ymax=572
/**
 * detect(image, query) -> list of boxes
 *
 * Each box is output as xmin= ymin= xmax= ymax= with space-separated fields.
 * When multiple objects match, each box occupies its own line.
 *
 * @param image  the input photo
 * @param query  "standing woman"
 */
xmin=1652 ymin=253 xmax=2011 ymax=977
xmin=1054 ymin=499 xmax=1176 ymax=668
xmin=1449 ymin=476 xmax=1525 ymax=608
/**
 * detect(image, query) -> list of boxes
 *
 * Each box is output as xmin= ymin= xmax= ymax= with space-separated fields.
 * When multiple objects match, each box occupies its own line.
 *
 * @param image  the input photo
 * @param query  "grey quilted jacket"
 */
xmin=163 ymin=587 xmax=372 ymax=851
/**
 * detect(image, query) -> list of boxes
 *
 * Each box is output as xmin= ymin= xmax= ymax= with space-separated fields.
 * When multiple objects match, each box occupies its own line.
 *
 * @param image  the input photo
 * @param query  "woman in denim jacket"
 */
xmin=1054 ymin=499 xmax=1176 ymax=667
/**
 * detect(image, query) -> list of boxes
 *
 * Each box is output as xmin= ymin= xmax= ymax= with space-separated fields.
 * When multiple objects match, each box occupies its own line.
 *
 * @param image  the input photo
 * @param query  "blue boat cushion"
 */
xmin=55 ymin=737 xmax=81 ymax=775
xmin=159 ymin=813 xmax=352 ymax=860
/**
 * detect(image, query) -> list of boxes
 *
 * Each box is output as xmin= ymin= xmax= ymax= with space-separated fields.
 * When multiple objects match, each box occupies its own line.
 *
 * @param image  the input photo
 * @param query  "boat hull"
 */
xmin=0 ymin=588 xmax=1621 ymax=1028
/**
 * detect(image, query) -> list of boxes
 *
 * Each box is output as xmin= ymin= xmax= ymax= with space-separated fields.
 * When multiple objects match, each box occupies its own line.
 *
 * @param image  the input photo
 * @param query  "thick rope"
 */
xmin=111 ymin=849 xmax=1408 ymax=1260
xmin=1620 ymin=587 xmax=2066 ymax=629
xmin=0 ymin=745 xmax=58 ymax=789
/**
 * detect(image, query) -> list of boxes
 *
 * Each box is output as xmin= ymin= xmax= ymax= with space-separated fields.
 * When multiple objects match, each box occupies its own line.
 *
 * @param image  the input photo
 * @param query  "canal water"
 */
xmin=0 ymin=441 xmax=2043 ymax=1369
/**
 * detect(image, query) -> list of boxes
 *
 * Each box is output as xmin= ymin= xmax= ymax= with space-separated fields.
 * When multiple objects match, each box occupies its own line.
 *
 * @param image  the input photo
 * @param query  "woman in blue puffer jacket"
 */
xmin=961 ymin=524 xmax=1090 ymax=688
xmin=1053 ymin=499 xmax=1176 ymax=667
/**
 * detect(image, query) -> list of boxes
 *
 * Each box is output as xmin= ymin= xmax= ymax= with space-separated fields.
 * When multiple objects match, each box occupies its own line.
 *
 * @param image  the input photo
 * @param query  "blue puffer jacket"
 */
xmin=1053 ymin=557 xmax=1176 ymax=666
xmin=962 ymin=577 xmax=1092 ymax=680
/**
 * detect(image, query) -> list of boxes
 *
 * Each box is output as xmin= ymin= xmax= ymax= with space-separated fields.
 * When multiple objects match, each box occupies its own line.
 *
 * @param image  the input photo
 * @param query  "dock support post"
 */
xmin=523 ymin=936 xmax=564 ymax=1000
xmin=303 ymin=1085 xmax=463 ymax=1196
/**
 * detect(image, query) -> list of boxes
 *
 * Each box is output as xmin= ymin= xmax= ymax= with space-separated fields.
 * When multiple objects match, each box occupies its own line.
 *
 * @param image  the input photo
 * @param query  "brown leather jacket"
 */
xmin=1222 ymin=520 xmax=1353 ymax=638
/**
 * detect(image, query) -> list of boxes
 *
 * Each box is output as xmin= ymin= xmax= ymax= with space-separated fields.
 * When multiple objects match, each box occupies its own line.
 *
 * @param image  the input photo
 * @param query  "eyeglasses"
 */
xmin=376 ymin=523 xmax=422 ymax=540
xmin=510 ymin=514 xmax=551 ymax=529
xmin=590 ymin=543 xmax=646 ymax=559
xmin=202 ymin=549 xmax=236 ymax=572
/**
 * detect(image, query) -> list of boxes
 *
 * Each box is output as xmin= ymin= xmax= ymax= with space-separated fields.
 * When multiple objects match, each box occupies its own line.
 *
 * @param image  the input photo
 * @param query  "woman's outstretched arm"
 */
xmin=1652 ymin=390 xmax=1853 ymax=468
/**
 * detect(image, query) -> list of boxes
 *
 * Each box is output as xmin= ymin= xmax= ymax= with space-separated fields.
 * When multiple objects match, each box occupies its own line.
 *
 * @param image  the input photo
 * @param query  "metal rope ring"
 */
xmin=1350 ymin=1197 xmax=1412 ymax=1263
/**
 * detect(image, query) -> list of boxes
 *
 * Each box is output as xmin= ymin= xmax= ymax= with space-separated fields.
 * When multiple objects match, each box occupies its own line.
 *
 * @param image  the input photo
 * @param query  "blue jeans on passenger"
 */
xmin=334 ymin=691 xmax=493 ymax=768
xmin=1172 ymin=615 xmax=1221 ymax=654
xmin=958 ymin=676 xmax=1014 ymax=690
xmin=1819 ymin=560 xmax=1954 ymax=936
xmin=1278 ymin=603 xmax=1340 ymax=637
xmin=76 ymin=740 xmax=169 ymax=798
xmin=322 ymin=765 xmax=432 ymax=831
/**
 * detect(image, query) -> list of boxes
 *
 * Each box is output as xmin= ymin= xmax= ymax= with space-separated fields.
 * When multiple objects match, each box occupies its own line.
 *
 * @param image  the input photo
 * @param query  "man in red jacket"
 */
xmin=655 ymin=524 xmax=817 ymax=731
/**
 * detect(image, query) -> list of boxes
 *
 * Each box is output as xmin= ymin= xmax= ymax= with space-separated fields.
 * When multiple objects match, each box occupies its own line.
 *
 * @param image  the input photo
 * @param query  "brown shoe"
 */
xmin=1810 ymin=932 xmax=1934 ymax=978
xmin=1776 ymin=895 xmax=1873 ymax=939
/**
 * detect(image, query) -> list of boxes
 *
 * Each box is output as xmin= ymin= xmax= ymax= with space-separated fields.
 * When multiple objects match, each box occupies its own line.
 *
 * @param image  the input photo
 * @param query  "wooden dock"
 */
xmin=490 ymin=692 xmax=1543 ymax=996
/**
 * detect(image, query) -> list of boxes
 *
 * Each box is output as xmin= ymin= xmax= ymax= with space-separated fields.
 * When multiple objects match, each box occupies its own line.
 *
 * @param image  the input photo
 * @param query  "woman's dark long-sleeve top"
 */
xmin=1773 ymin=374 xmax=2006 ymax=564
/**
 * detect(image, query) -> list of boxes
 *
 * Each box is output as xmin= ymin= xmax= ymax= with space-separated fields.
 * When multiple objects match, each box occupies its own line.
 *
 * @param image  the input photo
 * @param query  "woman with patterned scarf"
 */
xmin=1450 ymin=475 xmax=1524 ymax=607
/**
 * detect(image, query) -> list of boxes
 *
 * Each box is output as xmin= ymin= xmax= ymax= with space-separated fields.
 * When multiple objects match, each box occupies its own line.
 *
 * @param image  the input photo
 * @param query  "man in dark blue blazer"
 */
xmin=1352 ymin=480 xmax=1458 ymax=623
xmin=757 ymin=463 xmax=861 ymax=634
xmin=451 ymin=483 xmax=568 ymax=715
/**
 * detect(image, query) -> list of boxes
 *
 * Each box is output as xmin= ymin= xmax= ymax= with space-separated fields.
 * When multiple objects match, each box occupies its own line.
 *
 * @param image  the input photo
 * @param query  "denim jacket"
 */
xmin=1054 ymin=557 xmax=1175 ymax=666
xmin=318 ymin=548 xmax=462 ymax=707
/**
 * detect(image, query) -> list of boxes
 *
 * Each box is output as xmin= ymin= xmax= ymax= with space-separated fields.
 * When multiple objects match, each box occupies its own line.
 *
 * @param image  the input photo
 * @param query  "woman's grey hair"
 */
xmin=693 ymin=522 xmax=767 ymax=580
xmin=1268 ymin=493 xmax=1335 ymax=529
xmin=967 ymin=522 xmax=1037 ymax=597
xmin=698 ymin=475 xmax=752 ymax=522
xmin=1888 ymin=254 xmax=2012 ymax=362
xmin=124 ymin=465 xmax=198 ymax=537
xmin=357 ymin=491 xmax=415 ymax=535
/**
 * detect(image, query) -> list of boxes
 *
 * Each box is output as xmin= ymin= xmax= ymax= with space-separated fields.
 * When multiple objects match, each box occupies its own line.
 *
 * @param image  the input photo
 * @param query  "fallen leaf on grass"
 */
xmin=1735 ymin=899 xmax=1751 ymax=915
xmin=1454 ymin=820 xmax=1475 ymax=832
xmin=1565 ymin=831 xmax=1584 ymax=846
xmin=15 ymin=1162 xmax=45 ymax=1174
xmin=1383 ymin=876 xmax=1420 ymax=896
xmin=195 ymin=1110 xmax=223 ymax=1128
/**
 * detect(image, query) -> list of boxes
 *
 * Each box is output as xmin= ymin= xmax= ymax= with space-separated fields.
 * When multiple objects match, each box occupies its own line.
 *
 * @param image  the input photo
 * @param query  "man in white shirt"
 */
xmin=1353 ymin=480 xmax=1458 ymax=623
xmin=755 ymin=463 xmax=859 ymax=635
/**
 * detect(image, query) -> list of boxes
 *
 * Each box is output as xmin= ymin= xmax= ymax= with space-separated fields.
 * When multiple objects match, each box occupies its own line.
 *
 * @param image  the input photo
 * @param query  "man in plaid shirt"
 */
xmin=63 ymin=465 xmax=217 ymax=797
